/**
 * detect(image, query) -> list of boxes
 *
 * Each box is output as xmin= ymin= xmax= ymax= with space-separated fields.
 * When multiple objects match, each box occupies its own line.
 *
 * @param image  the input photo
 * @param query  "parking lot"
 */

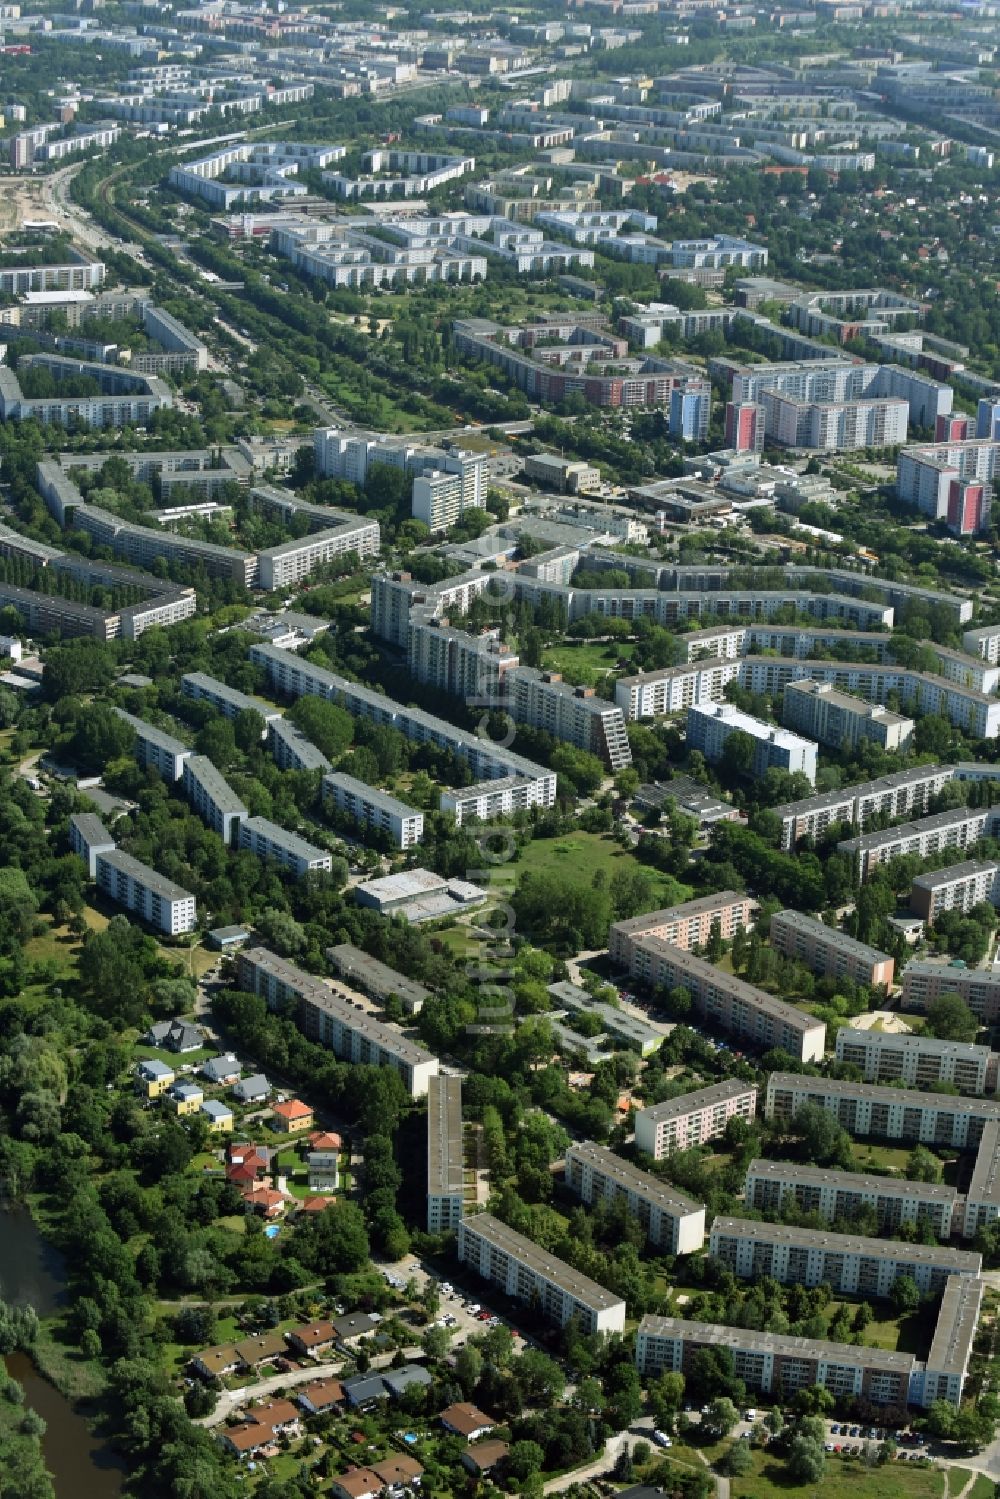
xmin=375 ymin=1255 xmax=531 ymax=1349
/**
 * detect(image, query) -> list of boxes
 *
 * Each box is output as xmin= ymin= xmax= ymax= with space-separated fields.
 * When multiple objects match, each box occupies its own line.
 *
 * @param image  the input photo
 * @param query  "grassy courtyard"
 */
xmin=510 ymin=830 xmax=692 ymax=908
xmin=729 ymin=1450 xmax=945 ymax=1499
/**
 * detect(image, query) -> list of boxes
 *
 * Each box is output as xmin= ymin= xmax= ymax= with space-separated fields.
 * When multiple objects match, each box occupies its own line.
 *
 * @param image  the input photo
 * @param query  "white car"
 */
xmin=745 ymin=1409 xmax=757 ymax=1422
xmin=653 ymin=1432 xmax=672 ymax=1449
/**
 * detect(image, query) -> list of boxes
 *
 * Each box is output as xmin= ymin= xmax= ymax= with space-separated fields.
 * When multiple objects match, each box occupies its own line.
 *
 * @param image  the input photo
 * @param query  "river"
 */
xmin=0 ymin=1203 xmax=125 ymax=1498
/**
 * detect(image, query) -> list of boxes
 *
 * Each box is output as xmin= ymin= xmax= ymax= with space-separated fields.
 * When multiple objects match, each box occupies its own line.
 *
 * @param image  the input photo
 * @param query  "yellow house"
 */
xmin=169 ymin=1081 xmax=204 ymax=1116
xmin=201 ymin=1099 xmax=234 ymax=1133
xmin=137 ymin=1060 xmax=175 ymax=1099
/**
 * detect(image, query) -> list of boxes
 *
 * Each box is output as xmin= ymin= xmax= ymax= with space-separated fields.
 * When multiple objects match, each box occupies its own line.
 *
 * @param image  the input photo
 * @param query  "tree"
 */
xmin=786 ymin=1434 xmax=825 ymax=1483
xmin=234 ymin=707 xmax=265 ymax=752
xmin=505 ymin=1441 xmax=545 ymax=1482
xmin=289 ymin=695 xmax=354 ymax=759
xmin=421 ymin=1324 xmax=451 ymax=1361
xmin=720 ymin=730 xmax=755 ymax=781
xmin=720 ymin=1440 xmax=752 ymax=1477
xmin=791 ymin=1103 xmax=852 ymax=1167
xmin=889 ymin=1274 xmax=921 ymax=1316
xmin=702 ymin=1397 xmax=739 ymax=1440
xmin=906 ymin=1145 xmax=942 ymax=1183
xmin=926 ymin=993 xmax=979 ymax=1043
xmin=648 ymin=1371 xmax=685 ymax=1427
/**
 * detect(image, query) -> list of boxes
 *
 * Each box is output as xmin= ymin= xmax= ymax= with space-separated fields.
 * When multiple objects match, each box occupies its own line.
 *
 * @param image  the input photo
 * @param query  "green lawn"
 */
xmin=849 ymin=1142 xmax=915 ymax=1174
xmin=512 ymin=831 xmax=692 ymax=908
xmin=825 ymin=1298 xmax=929 ymax=1357
xmin=729 ymin=1450 xmax=944 ymax=1499
xmin=134 ymin=1044 xmax=217 ymax=1067
xmin=540 ymin=640 xmax=625 ymax=688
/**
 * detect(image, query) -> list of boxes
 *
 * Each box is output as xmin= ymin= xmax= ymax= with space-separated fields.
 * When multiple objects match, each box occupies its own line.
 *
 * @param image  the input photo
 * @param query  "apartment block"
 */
xmin=181 ymin=672 xmax=281 ymax=729
xmin=622 ymin=942 xmax=825 ymax=1063
xmin=782 ymin=679 xmax=913 ymax=754
xmin=322 ymin=773 xmax=424 ymax=849
xmin=709 ymin=1216 xmax=981 ymax=1297
xmin=901 ymin=961 xmax=1000 ymax=1022
xmin=456 ymin=1213 xmax=626 ymax=1336
xmin=739 ymin=655 xmax=1000 ymax=741
xmin=407 ymin=617 xmax=516 ymax=704
xmin=236 ymin=948 xmax=438 ymax=1097
xmin=769 ymin=909 xmax=894 ymax=988
xmin=686 ymin=702 xmax=817 ymax=786
xmin=608 ymin=892 xmax=756 ymax=970
xmin=238 ymin=817 xmax=333 ymax=878
xmin=95 ymin=849 xmax=197 ymax=936
xmin=70 ymin=503 xmax=255 ymax=582
xmin=765 ymin=1071 xmax=1000 ymax=1149
xmin=327 ymin=944 xmax=429 ymax=1017
xmin=181 ymin=755 xmax=248 ymax=845
xmin=636 ymin=1313 xmax=915 ymax=1408
xmin=839 ymin=806 xmax=1000 ymax=881
xmin=249 ymin=642 xmax=556 ymax=820
xmin=745 ymin=1157 xmax=960 ymax=1238
xmin=256 ymin=518 xmax=380 ymax=590
xmin=427 ymin=1075 xmax=465 ymax=1234
xmin=614 ymin=659 xmax=743 ymax=720
xmin=835 ymin=1028 xmax=997 ymax=1095
xmin=267 ymin=718 xmax=331 ymax=775
xmin=773 ymin=764 xmax=955 ymax=850
xmin=506 ymin=667 xmax=632 ymax=771
xmin=113 ymin=708 xmax=192 ymax=781
xmin=910 ymin=861 xmax=1000 ymax=922
xmin=69 ymin=813 xmax=115 ymax=878
xmin=634 ymin=1079 xmax=758 ymax=1159
xmin=564 ymin=1141 xmax=706 ymax=1254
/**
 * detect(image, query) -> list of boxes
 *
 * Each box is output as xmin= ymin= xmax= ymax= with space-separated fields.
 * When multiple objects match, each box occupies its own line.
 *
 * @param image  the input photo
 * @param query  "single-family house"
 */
xmin=219 ymin=1423 xmax=275 ymax=1459
xmin=371 ymin=1455 xmax=424 ymax=1490
xmin=308 ymin=1149 xmax=340 ymax=1192
xmin=286 ymin=1320 xmax=337 ymax=1357
xmin=168 ymin=1080 xmax=204 ymax=1116
xmin=309 ymin=1129 xmax=343 ymax=1152
xmin=234 ymin=1331 xmax=289 ymax=1369
xmin=219 ymin=1399 xmax=301 ymax=1459
xmin=440 ymin=1402 xmax=497 ymax=1442
xmin=342 ymin=1373 xmax=389 ymax=1409
xmin=136 ymin=1059 xmax=175 ymax=1099
xmin=271 ymin=1098 xmax=314 ymax=1134
xmin=332 ymin=1312 xmax=378 ymax=1349
xmin=461 ymin=1440 xmax=509 ymax=1477
xmin=201 ymin=1098 xmax=234 ymax=1132
xmin=246 ymin=1399 xmax=300 ymax=1434
xmin=201 ymin=1053 xmax=241 ymax=1085
xmin=233 ymin=1073 xmax=270 ymax=1104
xmin=299 ymin=1196 xmax=332 ymax=1214
xmin=297 ymin=1376 xmax=345 ymax=1415
xmin=243 ymin=1186 xmax=285 ymax=1218
xmin=329 ymin=1469 xmax=382 ymax=1499
xmin=191 ymin=1343 xmax=241 ymax=1381
xmin=144 ymin=1019 xmax=205 ymax=1053
xmin=381 ymin=1364 xmax=433 ymax=1401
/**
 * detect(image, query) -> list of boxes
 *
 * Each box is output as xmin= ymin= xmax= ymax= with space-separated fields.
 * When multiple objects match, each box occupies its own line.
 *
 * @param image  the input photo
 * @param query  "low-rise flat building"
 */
xmin=839 ymin=806 xmax=1000 ymax=881
xmin=773 ymin=764 xmax=955 ymax=851
xmin=609 ymin=892 xmax=755 ymax=970
xmin=709 ymin=1215 xmax=981 ymax=1297
xmin=238 ymin=816 xmax=333 ymax=878
xmin=687 ymin=702 xmax=817 ymax=785
xmin=565 ymin=1140 xmax=705 ymax=1253
xmin=457 ymin=1212 xmax=626 ymax=1335
xmin=910 ymin=861 xmax=1000 ymax=922
xmin=322 ymin=772 xmax=424 ymax=849
xmin=69 ymin=812 xmax=115 ymax=878
xmin=782 ymin=679 xmax=914 ymax=753
xmin=901 ymin=961 xmax=1000 ymax=1021
xmin=745 ymin=1156 xmax=960 ymax=1236
xmin=113 ymin=708 xmax=192 ymax=781
xmin=236 ymin=947 xmax=438 ymax=1097
xmin=268 ymin=717 xmax=331 ymax=775
xmin=769 ymin=909 xmax=894 ymax=988
xmin=427 ymin=1074 xmax=465 ymax=1234
xmin=766 ymin=1071 xmax=1000 ymax=1148
xmin=634 ymin=1080 xmax=759 ymax=1159
xmin=622 ymin=942 xmax=826 ymax=1063
xmin=95 ymin=849 xmax=196 ymax=936
xmin=326 ymin=944 xmax=429 ymax=1015
xmin=835 ymin=1027 xmax=997 ymax=1095
xmin=182 ymin=755 xmax=247 ymax=845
